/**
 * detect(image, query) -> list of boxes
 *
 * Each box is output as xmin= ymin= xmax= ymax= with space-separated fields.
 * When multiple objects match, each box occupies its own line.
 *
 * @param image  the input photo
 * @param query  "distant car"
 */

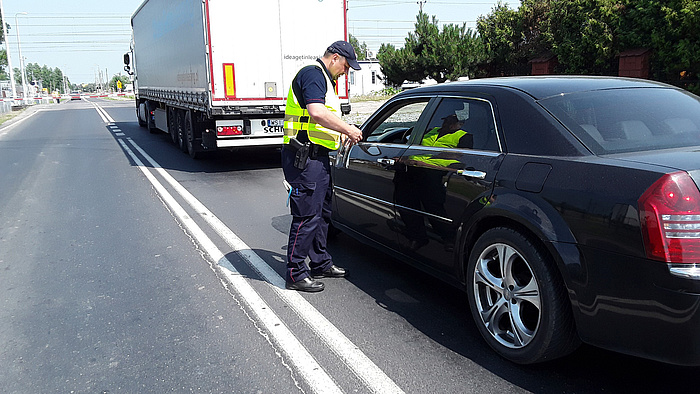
xmin=70 ymin=91 xmax=81 ymax=100
xmin=330 ymin=76 xmax=700 ymax=365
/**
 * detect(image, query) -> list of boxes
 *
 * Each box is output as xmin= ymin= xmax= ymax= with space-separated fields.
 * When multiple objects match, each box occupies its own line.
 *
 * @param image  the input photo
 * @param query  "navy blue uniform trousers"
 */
xmin=281 ymin=146 xmax=334 ymax=283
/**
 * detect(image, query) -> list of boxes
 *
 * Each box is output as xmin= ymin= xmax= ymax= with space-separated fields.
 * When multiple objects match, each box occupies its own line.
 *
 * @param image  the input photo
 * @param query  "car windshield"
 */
xmin=539 ymin=87 xmax=700 ymax=154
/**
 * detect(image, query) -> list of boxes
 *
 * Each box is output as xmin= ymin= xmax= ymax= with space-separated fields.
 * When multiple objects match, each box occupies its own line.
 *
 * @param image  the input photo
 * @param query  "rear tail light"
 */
xmin=217 ymin=125 xmax=243 ymax=136
xmin=639 ymin=171 xmax=700 ymax=265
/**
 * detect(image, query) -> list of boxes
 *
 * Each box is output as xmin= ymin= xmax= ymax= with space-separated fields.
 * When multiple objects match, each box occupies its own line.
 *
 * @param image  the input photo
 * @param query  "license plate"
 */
xmin=267 ymin=119 xmax=283 ymax=127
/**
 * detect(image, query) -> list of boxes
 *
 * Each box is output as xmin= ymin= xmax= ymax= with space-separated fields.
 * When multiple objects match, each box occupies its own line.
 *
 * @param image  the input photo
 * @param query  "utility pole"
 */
xmin=0 ymin=0 xmax=17 ymax=102
xmin=15 ymin=12 xmax=28 ymax=102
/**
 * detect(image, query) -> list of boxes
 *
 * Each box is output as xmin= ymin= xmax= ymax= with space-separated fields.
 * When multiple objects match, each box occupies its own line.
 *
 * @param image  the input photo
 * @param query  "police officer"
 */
xmin=282 ymin=41 xmax=363 ymax=292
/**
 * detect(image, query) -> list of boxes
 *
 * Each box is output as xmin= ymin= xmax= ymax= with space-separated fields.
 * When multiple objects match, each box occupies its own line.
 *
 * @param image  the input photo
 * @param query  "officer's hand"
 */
xmin=346 ymin=125 xmax=362 ymax=145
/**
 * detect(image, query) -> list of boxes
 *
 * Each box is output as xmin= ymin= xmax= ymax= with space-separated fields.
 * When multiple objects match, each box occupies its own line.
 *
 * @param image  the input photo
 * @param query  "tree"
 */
xmin=349 ymin=34 xmax=368 ymax=60
xmin=14 ymin=63 xmax=68 ymax=93
xmin=377 ymin=42 xmax=423 ymax=87
xmin=110 ymin=74 xmax=130 ymax=91
xmin=377 ymin=11 xmax=484 ymax=85
xmin=0 ymin=50 xmax=7 ymax=80
xmin=1 ymin=16 xmax=8 ymax=80
xmin=470 ymin=0 xmax=699 ymax=92
xmin=544 ymin=0 xmax=620 ymax=75
xmin=477 ymin=3 xmax=527 ymax=75
xmin=617 ymin=0 xmax=700 ymax=84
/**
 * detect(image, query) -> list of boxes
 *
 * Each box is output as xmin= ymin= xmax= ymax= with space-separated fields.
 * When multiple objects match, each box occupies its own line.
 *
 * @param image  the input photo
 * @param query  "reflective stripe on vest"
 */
xmin=284 ymin=63 xmax=342 ymax=150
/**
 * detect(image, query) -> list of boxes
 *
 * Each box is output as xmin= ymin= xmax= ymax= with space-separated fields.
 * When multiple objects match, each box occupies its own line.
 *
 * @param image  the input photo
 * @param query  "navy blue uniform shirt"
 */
xmin=292 ymin=59 xmax=336 ymax=109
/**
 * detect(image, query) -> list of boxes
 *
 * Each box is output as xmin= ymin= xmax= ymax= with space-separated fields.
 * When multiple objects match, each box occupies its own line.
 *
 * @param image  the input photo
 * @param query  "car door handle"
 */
xmin=377 ymin=158 xmax=395 ymax=166
xmin=457 ymin=169 xmax=487 ymax=179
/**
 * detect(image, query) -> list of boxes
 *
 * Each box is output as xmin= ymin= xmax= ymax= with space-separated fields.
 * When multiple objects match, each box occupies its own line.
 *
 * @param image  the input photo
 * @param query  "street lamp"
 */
xmin=15 ymin=12 xmax=28 ymax=102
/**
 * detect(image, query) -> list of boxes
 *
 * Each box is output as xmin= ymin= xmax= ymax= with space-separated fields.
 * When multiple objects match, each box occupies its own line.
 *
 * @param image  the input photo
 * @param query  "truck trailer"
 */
xmin=125 ymin=0 xmax=351 ymax=158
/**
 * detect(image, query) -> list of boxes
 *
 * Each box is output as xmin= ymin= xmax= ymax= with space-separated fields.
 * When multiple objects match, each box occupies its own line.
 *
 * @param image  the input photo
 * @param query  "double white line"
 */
xmin=91 ymin=101 xmax=115 ymax=123
xmin=93 ymin=103 xmax=404 ymax=394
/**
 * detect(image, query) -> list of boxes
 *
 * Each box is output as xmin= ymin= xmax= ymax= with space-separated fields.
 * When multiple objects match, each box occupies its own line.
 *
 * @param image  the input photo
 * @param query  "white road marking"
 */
xmin=126 ymin=140 xmax=405 ymax=394
xmin=117 ymin=138 xmax=343 ymax=394
xmin=90 ymin=102 xmax=115 ymax=123
xmin=0 ymin=109 xmax=41 ymax=138
xmin=98 ymin=100 xmax=404 ymax=393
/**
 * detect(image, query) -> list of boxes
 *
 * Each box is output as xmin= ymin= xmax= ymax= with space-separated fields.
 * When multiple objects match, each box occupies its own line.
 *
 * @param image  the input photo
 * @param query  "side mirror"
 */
xmin=123 ymin=53 xmax=133 ymax=75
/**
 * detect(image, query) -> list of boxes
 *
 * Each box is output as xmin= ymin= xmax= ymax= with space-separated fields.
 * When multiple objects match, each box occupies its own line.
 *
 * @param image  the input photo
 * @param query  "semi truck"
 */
xmin=124 ymin=0 xmax=351 ymax=158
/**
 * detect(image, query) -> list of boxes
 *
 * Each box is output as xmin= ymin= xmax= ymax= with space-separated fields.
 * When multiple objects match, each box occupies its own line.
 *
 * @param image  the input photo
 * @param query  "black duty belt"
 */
xmin=309 ymin=143 xmax=330 ymax=158
xmin=287 ymin=138 xmax=330 ymax=158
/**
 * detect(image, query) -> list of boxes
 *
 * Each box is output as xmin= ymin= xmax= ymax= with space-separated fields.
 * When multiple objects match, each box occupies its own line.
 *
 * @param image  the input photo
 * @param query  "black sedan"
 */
xmin=330 ymin=76 xmax=700 ymax=365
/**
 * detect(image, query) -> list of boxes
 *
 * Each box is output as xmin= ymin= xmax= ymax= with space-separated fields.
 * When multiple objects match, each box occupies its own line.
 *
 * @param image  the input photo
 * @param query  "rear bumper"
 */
xmin=573 ymin=246 xmax=700 ymax=365
xmin=217 ymin=136 xmax=283 ymax=148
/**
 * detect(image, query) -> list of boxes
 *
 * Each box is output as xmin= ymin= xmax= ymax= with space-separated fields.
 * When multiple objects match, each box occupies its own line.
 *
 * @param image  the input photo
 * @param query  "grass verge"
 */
xmin=0 ymin=108 xmax=26 ymax=126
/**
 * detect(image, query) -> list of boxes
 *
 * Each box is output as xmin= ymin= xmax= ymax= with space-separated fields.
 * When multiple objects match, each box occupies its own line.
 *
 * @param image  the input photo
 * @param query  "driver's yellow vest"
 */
xmin=284 ymin=63 xmax=342 ymax=151
xmin=411 ymin=127 xmax=468 ymax=168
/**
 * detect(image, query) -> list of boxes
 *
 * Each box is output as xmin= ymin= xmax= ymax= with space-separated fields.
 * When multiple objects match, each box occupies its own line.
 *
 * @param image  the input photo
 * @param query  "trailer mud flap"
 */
xmin=202 ymin=128 xmax=217 ymax=150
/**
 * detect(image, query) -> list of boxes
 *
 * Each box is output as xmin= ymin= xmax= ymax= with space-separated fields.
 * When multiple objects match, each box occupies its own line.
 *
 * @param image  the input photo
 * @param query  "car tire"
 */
xmin=467 ymin=227 xmax=579 ymax=364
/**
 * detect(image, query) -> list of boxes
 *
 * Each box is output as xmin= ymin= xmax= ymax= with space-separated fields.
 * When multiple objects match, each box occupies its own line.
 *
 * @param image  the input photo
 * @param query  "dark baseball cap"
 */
xmin=327 ymin=40 xmax=361 ymax=70
xmin=442 ymin=114 xmax=464 ymax=124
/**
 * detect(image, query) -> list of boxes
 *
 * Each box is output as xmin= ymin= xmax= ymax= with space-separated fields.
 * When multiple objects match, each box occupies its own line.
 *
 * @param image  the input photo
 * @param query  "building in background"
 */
xmin=348 ymin=56 xmax=386 ymax=97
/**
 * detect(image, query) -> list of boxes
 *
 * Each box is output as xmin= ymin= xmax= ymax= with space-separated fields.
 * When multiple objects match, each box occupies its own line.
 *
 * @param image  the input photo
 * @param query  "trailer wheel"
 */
xmin=137 ymin=101 xmax=147 ymax=127
xmin=146 ymin=101 xmax=158 ymax=134
xmin=177 ymin=109 xmax=188 ymax=153
xmin=185 ymin=111 xmax=201 ymax=159
xmin=168 ymin=107 xmax=178 ymax=144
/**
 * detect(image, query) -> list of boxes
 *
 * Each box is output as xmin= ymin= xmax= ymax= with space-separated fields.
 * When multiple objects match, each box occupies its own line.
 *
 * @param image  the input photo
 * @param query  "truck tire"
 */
xmin=137 ymin=101 xmax=146 ymax=127
xmin=146 ymin=101 xmax=158 ymax=134
xmin=168 ymin=107 xmax=178 ymax=144
xmin=177 ymin=109 xmax=188 ymax=153
xmin=184 ymin=110 xmax=200 ymax=159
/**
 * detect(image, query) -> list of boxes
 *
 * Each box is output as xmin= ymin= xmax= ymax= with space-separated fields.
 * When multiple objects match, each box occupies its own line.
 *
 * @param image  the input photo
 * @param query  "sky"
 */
xmin=1 ymin=0 xmax=521 ymax=85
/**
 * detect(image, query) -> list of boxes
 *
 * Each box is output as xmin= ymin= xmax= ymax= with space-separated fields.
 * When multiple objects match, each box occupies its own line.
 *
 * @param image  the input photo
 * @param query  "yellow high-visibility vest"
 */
xmin=284 ymin=62 xmax=342 ymax=151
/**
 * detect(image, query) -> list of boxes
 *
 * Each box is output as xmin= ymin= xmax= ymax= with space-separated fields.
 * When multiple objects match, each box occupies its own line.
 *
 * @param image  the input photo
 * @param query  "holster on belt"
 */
xmin=289 ymin=138 xmax=310 ymax=170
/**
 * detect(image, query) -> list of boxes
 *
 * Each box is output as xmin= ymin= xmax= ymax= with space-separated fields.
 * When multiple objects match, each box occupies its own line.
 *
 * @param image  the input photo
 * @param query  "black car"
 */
xmin=330 ymin=76 xmax=700 ymax=365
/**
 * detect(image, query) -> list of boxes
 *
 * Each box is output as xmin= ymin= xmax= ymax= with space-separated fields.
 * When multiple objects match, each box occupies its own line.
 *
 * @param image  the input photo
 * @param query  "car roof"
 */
xmin=397 ymin=76 xmax=674 ymax=100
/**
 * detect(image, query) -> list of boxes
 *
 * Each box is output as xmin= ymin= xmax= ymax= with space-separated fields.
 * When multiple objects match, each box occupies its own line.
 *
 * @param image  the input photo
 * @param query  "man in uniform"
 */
xmin=282 ymin=41 xmax=363 ymax=292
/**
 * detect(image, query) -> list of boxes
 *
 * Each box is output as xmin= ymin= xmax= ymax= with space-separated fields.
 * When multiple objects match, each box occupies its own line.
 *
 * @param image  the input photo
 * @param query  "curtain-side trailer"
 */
xmin=124 ymin=0 xmax=351 ymax=158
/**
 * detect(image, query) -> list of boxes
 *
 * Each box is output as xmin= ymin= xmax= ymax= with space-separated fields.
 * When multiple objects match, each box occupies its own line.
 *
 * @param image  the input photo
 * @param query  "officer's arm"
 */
xmin=307 ymin=103 xmax=362 ymax=144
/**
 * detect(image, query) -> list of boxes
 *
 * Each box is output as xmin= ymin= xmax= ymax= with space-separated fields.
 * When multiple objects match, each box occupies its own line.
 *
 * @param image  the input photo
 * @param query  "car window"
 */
xmin=365 ymin=99 xmax=430 ymax=144
xmin=540 ymin=88 xmax=700 ymax=154
xmin=419 ymin=98 xmax=499 ymax=152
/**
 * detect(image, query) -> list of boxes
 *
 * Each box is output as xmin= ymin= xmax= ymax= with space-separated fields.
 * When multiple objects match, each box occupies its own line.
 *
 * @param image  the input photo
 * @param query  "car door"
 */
xmin=394 ymin=96 xmax=504 ymax=274
xmin=332 ymin=97 xmax=435 ymax=249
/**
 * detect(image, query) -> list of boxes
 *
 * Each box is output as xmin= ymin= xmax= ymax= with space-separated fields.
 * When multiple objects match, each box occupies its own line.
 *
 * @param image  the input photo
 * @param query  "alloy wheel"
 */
xmin=473 ymin=243 xmax=541 ymax=349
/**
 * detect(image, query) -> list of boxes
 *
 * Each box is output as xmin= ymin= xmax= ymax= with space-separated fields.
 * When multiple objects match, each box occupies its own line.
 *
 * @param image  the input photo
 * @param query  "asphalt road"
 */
xmin=1 ymin=98 xmax=698 ymax=393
